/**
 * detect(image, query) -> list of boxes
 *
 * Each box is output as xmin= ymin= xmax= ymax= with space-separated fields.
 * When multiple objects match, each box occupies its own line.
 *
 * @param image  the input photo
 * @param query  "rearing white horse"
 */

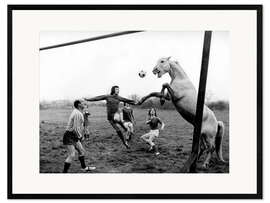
xmin=138 ymin=57 xmax=226 ymax=168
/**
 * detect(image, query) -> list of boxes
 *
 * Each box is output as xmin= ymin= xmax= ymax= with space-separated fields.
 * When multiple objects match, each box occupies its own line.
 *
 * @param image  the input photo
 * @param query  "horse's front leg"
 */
xmin=160 ymin=85 xmax=167 ymax=105
xmin=137 ymin=92 xmax=169 ymax=105
xmin=160 ymin=83 xmax=177 ymax=105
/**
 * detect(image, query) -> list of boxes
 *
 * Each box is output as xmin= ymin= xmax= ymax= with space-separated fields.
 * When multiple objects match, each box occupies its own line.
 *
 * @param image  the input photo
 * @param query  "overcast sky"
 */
xmin=40 ymin=31 xmax=230 ymax=102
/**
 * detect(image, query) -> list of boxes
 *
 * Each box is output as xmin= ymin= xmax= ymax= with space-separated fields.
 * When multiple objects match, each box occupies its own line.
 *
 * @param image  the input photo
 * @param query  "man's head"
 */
xmin=110 ymin=85 xmax=119 ymax=95
xmin=74 ymin=100 xmax=83 ymax=110
xmin=124 ymin=103 xmax=130 ymax=108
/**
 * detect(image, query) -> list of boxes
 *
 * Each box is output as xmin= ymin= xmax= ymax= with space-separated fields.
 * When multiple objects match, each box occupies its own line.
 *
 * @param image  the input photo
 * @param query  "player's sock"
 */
xmin=79 ymin=156 xmax=86 ymax=169
xmin=63 ymin=162 xmax=71 ymax=173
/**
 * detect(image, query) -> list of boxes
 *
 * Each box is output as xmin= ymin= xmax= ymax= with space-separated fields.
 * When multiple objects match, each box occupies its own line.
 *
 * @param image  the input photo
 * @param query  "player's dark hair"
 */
xmin=110 ymin=85 xmax=119 ymax=95
xmin=74 ymin=100 xmax=81 ymax=109
xmin=148 ymin=108 xmax=157 ymax=117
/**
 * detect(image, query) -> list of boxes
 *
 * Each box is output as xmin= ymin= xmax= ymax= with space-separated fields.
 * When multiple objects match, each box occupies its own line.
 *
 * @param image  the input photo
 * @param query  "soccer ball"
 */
xmin=138 ymin=70 xmax=146 ymax=78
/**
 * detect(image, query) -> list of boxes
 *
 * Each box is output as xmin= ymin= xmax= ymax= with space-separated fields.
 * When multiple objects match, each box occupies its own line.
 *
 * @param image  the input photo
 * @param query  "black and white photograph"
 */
xmin=39 ymin=31 xmax=230 ymax=173
xmin=8 ymin=5 xmax=262 ymax=198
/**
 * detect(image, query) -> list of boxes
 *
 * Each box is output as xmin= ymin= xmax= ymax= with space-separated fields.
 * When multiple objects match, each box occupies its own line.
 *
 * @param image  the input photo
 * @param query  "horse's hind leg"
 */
xmin=202 ymin=148 xmax=215 ymax=169
xmin=201 ymin=133 xmax=215 ymax=169
xmin=198 ymin=135 xmax=207 ymax=161
xmin=215 ymin=121 xmax=226 ymax=163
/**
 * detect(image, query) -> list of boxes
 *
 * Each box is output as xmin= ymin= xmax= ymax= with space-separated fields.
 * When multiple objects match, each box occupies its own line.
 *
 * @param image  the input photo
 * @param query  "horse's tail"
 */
xmin=215 ymin=121 xmax=225 ymax=163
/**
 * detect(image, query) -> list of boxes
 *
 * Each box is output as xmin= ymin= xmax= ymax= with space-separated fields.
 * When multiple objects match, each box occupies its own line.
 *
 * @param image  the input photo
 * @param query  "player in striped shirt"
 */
xmin=62 ymin=100 xmax=96 ymax=173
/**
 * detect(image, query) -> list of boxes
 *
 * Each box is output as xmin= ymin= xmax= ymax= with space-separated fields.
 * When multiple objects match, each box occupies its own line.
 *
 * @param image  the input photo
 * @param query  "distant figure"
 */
xmin=62 ymin=100 xmax=96 ymax=173
xmin=122 ymin=103 xmax=135 ymax=141
xmin=83 ymin=110 xmax=91 ymax=139
xmin=141 ymin=108 xmax=165 ymax=155
xmin=84 ymin=86 xmax=136 ymax=148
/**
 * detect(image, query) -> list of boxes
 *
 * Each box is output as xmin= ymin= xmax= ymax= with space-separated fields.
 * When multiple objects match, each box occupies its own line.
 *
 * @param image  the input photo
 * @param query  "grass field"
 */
xmin=40 ymin=106 xmax=229 ymax=173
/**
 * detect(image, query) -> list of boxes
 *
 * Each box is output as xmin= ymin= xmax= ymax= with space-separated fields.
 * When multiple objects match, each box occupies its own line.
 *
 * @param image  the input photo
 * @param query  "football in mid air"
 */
xmin=138 ymin=70 xmax=146 ymax=78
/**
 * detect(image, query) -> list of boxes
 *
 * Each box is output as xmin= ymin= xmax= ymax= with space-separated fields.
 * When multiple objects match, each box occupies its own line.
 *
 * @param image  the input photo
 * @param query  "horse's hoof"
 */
xmin=160 ymin=98 xmax=165 ymax=105
xmin=202 ymin=163 xmax=209 ymax=169
xmin=219 ymin=159 xmax=228 ymax=165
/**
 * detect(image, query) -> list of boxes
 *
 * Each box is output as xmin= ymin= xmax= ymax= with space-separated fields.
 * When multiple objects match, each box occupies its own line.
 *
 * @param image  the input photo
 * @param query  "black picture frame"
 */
xmin=7 ymin=4 xmax=263 ymax=199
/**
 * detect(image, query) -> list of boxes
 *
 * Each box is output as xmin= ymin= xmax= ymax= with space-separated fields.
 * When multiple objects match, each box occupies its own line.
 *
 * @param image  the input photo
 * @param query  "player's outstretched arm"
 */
xmin=117 ymin=96 xmax=136 ymax=105
xmin=84 ymin=95 xmax=107 ymax=102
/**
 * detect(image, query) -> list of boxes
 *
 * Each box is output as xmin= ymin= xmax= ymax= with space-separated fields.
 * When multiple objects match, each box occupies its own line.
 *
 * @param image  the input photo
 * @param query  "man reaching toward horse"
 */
xmin=84 ymin=86 xmax=136 ymax=149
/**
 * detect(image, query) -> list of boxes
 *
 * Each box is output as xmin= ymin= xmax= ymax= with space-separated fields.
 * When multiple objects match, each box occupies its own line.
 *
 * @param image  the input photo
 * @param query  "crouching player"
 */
xmin=62 ymin=100 xmax=96 ymax=173
xmin=140 ymin=108 xmax=165 ymax=155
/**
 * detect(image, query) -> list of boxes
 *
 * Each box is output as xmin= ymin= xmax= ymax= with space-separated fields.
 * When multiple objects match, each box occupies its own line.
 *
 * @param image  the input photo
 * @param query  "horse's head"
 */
xmin=152 ymin=57 xmax=171 ymax=78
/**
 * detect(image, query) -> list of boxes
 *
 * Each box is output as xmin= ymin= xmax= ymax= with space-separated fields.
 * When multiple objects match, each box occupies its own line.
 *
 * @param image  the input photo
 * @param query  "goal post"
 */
xmin=182 ymin=31 xmax=212 ymax=173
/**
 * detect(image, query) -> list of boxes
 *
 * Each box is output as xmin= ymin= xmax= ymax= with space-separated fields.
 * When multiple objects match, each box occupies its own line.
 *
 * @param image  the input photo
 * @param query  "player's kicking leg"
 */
xmin=109 ymin=120 xmax=130 ymax=149
xmin=148 ymin=131 xmax=160 ymax=155
xmin=140 ymin=132 xmax=153 ymax=151
xmin=124 ymin=122 xmax=133 ymax=141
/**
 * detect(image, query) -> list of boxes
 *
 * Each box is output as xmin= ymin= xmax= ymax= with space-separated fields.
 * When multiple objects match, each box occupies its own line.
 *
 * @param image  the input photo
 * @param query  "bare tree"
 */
xmin=129 ymin=94 xmax=140 ymax=102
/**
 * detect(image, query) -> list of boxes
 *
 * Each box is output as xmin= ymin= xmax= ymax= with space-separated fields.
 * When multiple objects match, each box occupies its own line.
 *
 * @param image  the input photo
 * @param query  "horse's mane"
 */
xmin=169 ymin=59 xmax=188 ymax=78
xmin=171 ymin=60 xmax=179 ymax=66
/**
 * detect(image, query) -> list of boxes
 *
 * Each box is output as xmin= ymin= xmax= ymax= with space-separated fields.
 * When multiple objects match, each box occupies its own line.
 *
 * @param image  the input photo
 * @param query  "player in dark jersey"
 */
xmin=140 ymin=108 xmax=165 ymax=155
xmin=122 ymin=103 xmax=135 ymax=141
xmin=84 ymin=86 xmax=135 ymax=148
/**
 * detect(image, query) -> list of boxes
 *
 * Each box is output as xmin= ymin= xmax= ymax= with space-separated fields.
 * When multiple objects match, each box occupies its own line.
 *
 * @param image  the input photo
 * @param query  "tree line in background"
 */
xmin=40 ymin=93 xmax=229 ymax=111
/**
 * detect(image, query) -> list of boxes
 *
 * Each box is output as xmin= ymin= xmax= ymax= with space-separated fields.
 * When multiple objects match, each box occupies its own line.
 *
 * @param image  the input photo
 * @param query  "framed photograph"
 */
xmin=8 ymin=4 xmax=262 ymax=199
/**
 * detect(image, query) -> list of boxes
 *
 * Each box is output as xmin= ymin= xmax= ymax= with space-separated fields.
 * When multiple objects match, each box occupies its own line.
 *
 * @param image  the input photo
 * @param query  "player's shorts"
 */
xmin=149 ymin=129 xmax=159 ymax=137
xmin=63 ymin=131 xmax=79 ymax=145
xmin=140 ymin=129 xmax=159 ymax=142
xmin=123 ymin=121 xmax=133 ymax=131
xmin=113 ymin=112 xmax=121 ymax=122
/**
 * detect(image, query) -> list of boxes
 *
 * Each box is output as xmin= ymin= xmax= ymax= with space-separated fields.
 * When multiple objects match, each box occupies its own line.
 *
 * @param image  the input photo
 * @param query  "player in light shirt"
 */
xmin=62 ymin=100 xmax=96 ymax=173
